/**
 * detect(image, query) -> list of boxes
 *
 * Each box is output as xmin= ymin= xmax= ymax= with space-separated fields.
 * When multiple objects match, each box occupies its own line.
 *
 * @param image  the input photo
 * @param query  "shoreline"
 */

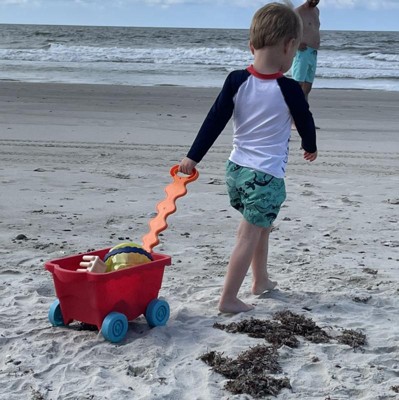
xmin=1 ymin=78 xmax=399 ymax=92
xmin=1 ymin=81 xmax=398 ymax=151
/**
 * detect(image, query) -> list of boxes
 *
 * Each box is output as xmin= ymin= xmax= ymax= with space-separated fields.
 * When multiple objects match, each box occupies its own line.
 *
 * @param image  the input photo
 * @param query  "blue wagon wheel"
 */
xmin=101 ymin=312 xmax=128 ymax=343
xmin=145 ymin=299 xmax=170 ymax=328
xmin=48 ymin=299 xmax=65 ymax=327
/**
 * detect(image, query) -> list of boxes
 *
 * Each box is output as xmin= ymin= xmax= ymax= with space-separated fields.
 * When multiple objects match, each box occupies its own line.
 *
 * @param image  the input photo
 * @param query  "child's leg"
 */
xmin=219 ymin=219 xmax=264 ymax=313
xmin=251 ymin=226 xmax=277 ymax=295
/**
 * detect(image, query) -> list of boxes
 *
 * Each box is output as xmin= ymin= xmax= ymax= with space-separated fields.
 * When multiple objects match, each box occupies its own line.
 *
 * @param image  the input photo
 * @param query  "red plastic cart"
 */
xmin=45 ymin=166 xmax=198 ymax=343
xmin=45 ymin=249 xmax=171 ymax=342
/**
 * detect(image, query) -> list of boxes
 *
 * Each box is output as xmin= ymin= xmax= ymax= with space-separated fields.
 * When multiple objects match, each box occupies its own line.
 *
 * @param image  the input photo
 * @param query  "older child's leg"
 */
xmin=251 ymin=226 xmax=277 ymax=295
xmin=219 ymin=219 xmax=263 ymax=313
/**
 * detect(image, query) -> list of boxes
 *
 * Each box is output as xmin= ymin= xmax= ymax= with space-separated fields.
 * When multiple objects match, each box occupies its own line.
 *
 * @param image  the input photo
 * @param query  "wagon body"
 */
xmin=45 ymin=248 xmax=171 ymax=330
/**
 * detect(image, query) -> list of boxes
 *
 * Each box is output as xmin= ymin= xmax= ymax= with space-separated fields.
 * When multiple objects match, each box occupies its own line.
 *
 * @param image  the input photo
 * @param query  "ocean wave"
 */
xmin=366 ymin=52 xmax=399 ymax=62
xmin=0 ymin=44 xmax=252 ymax=66
xmin=0 ymin=25 xmax=398 ymax=91
xmin=317 ymin=73 xmax=399 ymax=80
xmin=317 ymin=51 xmax=399 ymax=76
xmin=3 ymin=43 xmax=398 ymax=71
xmin=34 ymin=31 xmax=52 ymax=36
xmin=0 ymin=42 xmax=52 ymax=51
xmin=321 ymin=45 xmax=372 ymax=52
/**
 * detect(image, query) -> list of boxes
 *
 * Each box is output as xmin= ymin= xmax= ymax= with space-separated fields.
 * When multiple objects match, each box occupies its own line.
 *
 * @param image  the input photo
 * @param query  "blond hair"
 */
xmin=250 ymin=2 xmax=302 ymax=50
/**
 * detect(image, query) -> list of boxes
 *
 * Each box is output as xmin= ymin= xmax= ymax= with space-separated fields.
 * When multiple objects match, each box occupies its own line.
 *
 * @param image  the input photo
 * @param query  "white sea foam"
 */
xmin=0 ymin=25 xmax=398 ymax=90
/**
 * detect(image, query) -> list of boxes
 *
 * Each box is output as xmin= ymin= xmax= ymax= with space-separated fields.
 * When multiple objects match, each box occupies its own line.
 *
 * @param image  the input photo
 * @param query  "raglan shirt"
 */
xmin=186 ymin=65 xmax=317 ymax=179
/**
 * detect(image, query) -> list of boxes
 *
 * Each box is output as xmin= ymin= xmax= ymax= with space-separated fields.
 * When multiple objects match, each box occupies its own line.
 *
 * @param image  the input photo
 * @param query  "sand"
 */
xmin=0 ymin=81 xmax=398 ymax=400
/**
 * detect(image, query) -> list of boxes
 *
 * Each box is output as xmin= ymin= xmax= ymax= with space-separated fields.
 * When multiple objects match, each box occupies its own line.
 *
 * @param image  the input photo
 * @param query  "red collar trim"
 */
xmin=246 ymin=65 xmax=283 ymax=80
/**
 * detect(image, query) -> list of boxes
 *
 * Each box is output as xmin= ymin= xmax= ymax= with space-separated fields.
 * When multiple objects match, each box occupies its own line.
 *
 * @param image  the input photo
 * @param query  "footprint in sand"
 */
xmin=341 ymin=196 xmax=362 ymax=206
xmin=291 ymin=361 xmax=331 ymax=392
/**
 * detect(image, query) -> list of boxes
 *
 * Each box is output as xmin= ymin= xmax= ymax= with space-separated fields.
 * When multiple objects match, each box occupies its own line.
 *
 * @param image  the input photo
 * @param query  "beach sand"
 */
xmin=0 ymin=82 xmax=398 ymax=400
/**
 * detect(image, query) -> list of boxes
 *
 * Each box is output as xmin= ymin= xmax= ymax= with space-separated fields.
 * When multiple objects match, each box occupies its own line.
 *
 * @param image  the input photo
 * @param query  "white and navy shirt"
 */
xmin=187 ymin=65 xmax=317 ymax=178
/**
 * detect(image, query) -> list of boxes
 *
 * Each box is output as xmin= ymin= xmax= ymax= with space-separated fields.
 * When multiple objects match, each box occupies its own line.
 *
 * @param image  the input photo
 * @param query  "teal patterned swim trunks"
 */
xmin=226 ymin=160 xmax=286 ymax=228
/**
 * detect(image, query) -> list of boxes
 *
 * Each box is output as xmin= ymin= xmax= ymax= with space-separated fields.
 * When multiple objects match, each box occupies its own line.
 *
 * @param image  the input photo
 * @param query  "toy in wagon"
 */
xmin=45 ymin=165 xmax=198 ymax=343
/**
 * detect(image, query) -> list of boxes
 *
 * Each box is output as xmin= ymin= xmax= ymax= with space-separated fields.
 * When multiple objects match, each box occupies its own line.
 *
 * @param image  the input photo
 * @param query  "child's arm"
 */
xmin=181 ymin=70 xmax=249 ymax=169
xmin=278 ymin=77 xmax=317 ymax=155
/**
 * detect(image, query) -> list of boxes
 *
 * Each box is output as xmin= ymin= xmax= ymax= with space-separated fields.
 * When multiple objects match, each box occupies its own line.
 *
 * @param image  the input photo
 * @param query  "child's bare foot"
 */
xmin=252 ymin=279 xmax=278 ymax=295
xmin=218 ymin=298 xmax=255 ymax=314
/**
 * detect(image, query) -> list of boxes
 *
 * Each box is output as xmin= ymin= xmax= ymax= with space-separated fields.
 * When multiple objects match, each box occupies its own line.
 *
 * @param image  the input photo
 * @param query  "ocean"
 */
xmin=0 ymin=24 xmax=398 ymax=91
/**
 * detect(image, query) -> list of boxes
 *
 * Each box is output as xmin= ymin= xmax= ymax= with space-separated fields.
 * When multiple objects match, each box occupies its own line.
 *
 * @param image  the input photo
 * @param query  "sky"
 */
xmin=0 ymin=0 xmax=398 ymax=31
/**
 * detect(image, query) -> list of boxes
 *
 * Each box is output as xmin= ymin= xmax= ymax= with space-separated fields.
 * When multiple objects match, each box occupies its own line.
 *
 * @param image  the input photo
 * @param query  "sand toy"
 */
xmin=45 ymin=165 xmax=198 ymax=343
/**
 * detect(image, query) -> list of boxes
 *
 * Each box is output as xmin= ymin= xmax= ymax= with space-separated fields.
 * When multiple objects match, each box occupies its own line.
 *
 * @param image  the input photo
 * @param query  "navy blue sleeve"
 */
xmin=186 ymin=70 xmax=250 ymax=163
xmin=277 ymin=76 xmax=317 ymax=153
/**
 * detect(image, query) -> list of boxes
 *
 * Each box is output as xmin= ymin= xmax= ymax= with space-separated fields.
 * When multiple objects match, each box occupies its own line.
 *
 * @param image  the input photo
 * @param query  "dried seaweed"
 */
xmin=352 ymin=295 xmax=371 ymax=303
xmin=214 ymin=310 xmax=330 ymax=349
xmin=200 ymin=351 xmax=236 ymax=379
xmin=226 ymin=374 xmax=291 ymax=398
xmin=200 ymin=345 xmax=281 ymax=377
xmin=214 ymin=318 xmax=299 ymax=348
xmin=391 ymin=385 xmax=399 ymax=393
xmin=273 ymin=310 xmax=331 ymax=344
xmin=200 ymin=345 xmax=289 ymax=398
xmin=203 ymin=310 xmax=367 ymax=398
xmin=30 ymin=389 xmax=45 ymax=400
xmin=336 ymin=329 xmax=367 ymax=348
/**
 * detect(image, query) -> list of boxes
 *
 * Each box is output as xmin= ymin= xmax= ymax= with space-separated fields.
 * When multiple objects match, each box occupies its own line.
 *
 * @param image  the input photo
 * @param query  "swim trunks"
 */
xmin=226 ymin=161 xmax=286 ymax=228
xmin=291 ymin=46 xmax=318 ymax=83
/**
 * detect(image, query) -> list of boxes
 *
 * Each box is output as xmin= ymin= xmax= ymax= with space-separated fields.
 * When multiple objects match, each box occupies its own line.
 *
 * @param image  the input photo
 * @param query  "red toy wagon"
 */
xmin=45 ymin=249 xmax=171 ymax=343
xmin=45 ymin=166 xmax=198 ymax=343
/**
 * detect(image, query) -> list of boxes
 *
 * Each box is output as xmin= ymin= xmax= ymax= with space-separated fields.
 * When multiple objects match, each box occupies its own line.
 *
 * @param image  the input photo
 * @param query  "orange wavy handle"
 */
xmin=142 ymin=165 xmax=199 ymax=253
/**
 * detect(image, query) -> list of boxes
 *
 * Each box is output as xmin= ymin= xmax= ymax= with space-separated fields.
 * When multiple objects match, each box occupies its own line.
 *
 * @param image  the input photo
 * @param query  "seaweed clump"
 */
xmin=391 ymin=385 xmax=399 ymax=394
xmin=226 ymin=373 xmax=290 ymax=398
xmin=336 ymin=329 xmax=367 ymax=348
xmin=273 ymin=310 xmax=331 ymax=344
xmin=201 ymin=310 xmax=366 ymax=398
xmin=200 ymin=345 xmax=290 ymax=398
xmin=214 ymin=310 xmax=331 ymax=349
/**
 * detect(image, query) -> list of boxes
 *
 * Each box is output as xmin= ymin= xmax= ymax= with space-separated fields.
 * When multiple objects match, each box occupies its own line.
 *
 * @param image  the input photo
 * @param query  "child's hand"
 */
xmin=304 ymin=151 xmax=317 ymax=162
xmin=179 ymin=157 xmax=197 ymax=175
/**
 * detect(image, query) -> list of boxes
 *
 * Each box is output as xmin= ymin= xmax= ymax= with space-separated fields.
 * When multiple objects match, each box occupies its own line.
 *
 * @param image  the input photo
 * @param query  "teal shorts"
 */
xmin=291 ymin=47 xmax=318 ymax=83
xmin=226 ymin=161 xmax=286 ymax=228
